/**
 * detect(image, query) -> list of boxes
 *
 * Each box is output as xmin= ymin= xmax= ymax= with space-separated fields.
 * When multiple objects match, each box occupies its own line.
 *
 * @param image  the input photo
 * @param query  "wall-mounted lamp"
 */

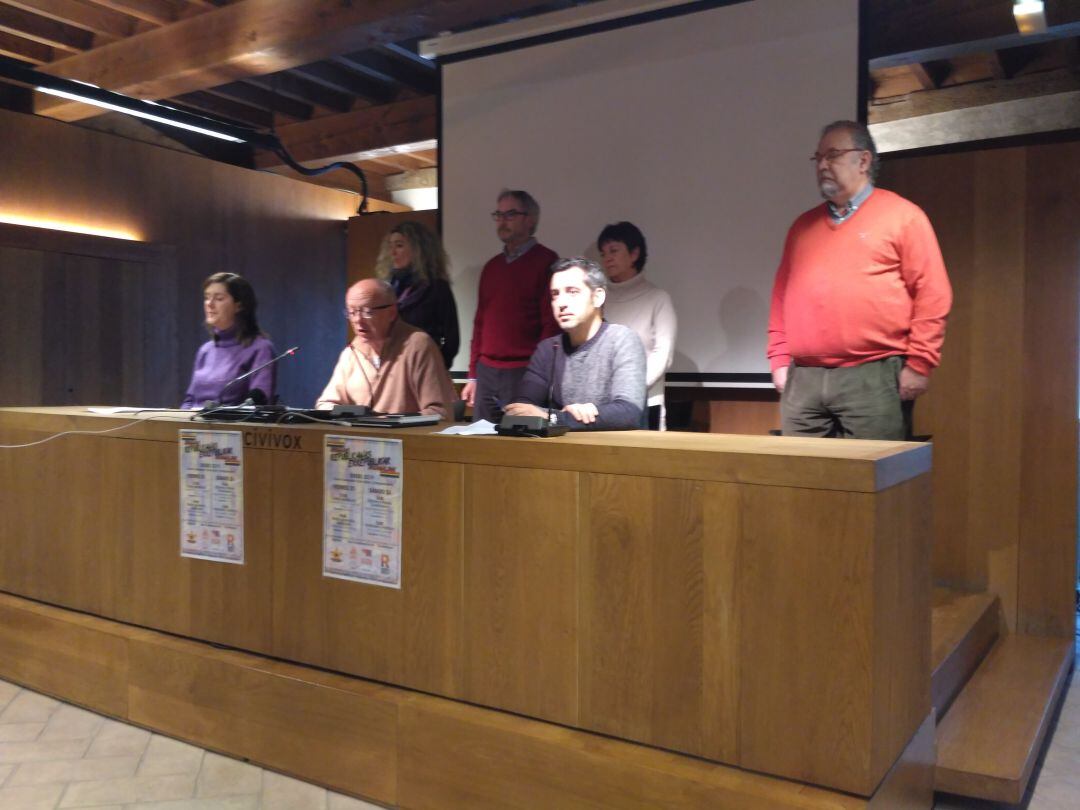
xmin=1014 ymin=0 xmax=1048 ymax=34
xmin=0 ymin=56 xmax=372 ymax=214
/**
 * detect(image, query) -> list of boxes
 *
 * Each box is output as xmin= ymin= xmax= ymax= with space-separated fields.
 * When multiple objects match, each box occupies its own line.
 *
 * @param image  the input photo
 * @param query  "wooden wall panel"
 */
xmin=0 ymin=108 xmax=355 ymax=407
xmin=877 ymin=139 xmax=1079 ymax=636
xmin=1017 ymin=141 xmax=1080 ymax=636
xmin=0 ymin=248 xmax=46 ymax=404
xmin=967 ymin=150 xmax=1026 ymax=628
xmin=882 ymin=153 xmax=977 ymax=589
xmin=0 ymin=226 xmax=180 ymax=407
xmin=463 ymin=465 xmax=580 ymax=725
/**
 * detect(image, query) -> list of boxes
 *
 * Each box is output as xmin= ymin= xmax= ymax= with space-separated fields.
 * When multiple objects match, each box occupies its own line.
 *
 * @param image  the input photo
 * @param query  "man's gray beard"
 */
xmin=819 ymin=179 xmax=839 ymax=199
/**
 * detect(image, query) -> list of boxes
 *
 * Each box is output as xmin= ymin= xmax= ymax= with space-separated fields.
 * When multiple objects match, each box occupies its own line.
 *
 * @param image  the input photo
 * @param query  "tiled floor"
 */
xmin=0 ymin=679 xmax=380 ymax=809
xmin=0 ymin=657 xmax=1077 ymax=809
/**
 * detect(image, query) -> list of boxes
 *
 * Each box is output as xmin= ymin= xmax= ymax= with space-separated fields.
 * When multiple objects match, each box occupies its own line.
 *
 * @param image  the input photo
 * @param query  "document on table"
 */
xmin=438 ymin=419 xmax=497 ymax=435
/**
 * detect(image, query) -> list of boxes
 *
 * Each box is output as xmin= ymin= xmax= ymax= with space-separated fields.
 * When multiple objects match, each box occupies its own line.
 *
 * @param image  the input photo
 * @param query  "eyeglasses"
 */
xmin=344 ymin=304 xmax=393 ymax=320
xmin=810 ymin=148 xmax=865 ymax=164
xmin=491 ymin=209 xmax=527 ymax=221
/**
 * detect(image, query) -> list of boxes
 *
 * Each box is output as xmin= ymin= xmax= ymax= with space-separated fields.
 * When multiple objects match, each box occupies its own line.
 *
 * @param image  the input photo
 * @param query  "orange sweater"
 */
xmin=767 ymin=188 xmax=952 ymax=377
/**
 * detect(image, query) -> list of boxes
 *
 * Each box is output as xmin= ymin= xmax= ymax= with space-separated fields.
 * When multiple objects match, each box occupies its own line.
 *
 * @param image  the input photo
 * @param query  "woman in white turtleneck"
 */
xmin=597 ymin=221 xmax=677 ymax=430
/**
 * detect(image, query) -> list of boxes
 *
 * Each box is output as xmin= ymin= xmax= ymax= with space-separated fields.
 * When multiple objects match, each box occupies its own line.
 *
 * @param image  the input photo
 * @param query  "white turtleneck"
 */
xmin=603 ymin=271 xmax=677 ymax=419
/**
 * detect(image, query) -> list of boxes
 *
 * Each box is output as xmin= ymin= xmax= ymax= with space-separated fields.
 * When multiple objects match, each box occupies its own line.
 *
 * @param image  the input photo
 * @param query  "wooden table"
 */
xmin=0 ymin=407 xmax=934 ymax=808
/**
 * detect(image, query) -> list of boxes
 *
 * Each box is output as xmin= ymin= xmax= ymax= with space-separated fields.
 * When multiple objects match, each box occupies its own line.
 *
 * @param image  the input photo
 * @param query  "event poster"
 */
xmin=322 ymin=435 xmax=403 ymax=588
xmin=178 ymin=429 xmax=244 ymax=564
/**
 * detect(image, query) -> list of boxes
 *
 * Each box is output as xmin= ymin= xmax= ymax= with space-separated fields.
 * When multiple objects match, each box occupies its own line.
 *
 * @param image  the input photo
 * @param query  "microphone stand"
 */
xmin=201 ymin=346 xmax=299 ymax=412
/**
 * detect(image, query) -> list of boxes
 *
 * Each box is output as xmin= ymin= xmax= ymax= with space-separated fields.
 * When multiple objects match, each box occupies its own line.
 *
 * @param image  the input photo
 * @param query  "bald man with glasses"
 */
xmin=460 ymin=189 xmax=560 ymax=422
xmin=767 ymin=120 xmax=952 ymax=440
xmin=317 ymin=279 xmax=456 ymax=417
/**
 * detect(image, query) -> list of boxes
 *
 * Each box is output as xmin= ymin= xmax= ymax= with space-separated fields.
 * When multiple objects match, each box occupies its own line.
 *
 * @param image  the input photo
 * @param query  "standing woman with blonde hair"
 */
xmin=375 ymin=221 xmax=460 ymax=369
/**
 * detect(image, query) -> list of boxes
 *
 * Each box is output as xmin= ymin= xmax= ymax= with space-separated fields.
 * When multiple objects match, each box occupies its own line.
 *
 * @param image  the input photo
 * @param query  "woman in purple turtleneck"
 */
xmin=180 ymin=272 xmax=276 ymax=409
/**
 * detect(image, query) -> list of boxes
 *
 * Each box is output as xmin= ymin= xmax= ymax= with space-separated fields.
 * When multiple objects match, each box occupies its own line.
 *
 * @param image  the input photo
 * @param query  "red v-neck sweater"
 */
xmin=767 ymin=188 xmax=952 ymax=377
xmin=469 ymin=242 xmax=560 ymax=375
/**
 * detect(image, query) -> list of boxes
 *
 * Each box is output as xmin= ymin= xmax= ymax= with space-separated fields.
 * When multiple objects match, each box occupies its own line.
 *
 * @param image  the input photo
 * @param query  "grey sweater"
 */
xmin=513 ymin=321 xmax=646 ymax=430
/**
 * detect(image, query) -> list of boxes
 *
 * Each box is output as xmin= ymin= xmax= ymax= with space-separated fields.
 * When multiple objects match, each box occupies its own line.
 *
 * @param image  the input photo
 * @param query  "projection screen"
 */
xmin=439 ymin=0 xmax=860 ymax=382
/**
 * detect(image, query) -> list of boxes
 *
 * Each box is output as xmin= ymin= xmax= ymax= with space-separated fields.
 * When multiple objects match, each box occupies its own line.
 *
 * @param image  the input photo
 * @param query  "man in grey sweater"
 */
xmin=506 ymin=258 xmax=646 ymax=431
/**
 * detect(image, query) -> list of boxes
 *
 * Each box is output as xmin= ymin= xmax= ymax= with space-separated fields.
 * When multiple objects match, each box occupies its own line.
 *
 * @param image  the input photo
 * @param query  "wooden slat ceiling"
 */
xmin=0 ymin=0 xmax=606 ymax=203
xmin=0 ymin=0 xmax=1077 ymax=205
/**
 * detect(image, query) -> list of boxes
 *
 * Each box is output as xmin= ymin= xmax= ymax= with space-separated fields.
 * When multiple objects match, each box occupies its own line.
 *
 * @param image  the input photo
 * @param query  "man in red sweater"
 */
xmin=767 ymin=121 xmax=952 ymax=440
xmin=461 ymin=189 xmax=560 ymax=421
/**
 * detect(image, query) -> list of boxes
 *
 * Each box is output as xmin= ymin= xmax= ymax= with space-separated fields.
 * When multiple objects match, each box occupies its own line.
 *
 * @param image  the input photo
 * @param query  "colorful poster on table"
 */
xmin=322 ymin=434 xmax=403 ymax=588
xmin=178 ymin=429 xmax=244 ymax=564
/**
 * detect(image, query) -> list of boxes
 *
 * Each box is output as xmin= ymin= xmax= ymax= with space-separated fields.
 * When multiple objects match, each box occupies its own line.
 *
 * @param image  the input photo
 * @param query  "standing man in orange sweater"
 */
xmin=767 ymin=120 xmax=952 ymax=440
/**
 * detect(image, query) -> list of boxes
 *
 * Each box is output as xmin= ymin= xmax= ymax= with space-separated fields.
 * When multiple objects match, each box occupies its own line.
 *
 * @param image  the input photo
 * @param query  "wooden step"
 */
xmin=930 ymin=588 xmax=1000 ymax=716
xmin=935 ymin=634 xmax=1074 ymax=803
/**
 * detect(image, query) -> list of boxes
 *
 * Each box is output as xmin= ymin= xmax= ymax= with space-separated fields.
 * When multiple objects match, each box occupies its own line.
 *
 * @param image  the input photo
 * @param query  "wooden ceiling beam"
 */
xmin=209 ymin=80 xmax=313 ymax=120
xmin=983 ymin=51 xmax=1008 ymax=81
xmin=0 ymin=29 xmax=51 ymax=63
xmin=335 ymin=49 xmax=437 ymax=95
xmin=408 ymin=149 xmax=437 ymax=167
xmin=253 ymin=95 xmax=436 ymax=169
xmin=0 ymin=4 xmax=94 ymax=53
xmin=33 ymin=0 xmax=550 ymax=121
xmin=1 ymin=0 xmax=136 ymax=42
xmin=362 ymin=154 xmax=415 ymax=173
xmin=292 ymin=62 xmax=396 ymax=105
xmin=869 ymin=66 xmax=1080 ymax=124
xmin=907 ymin=62 xmax=938 ymax=91
xmin=169 ymin=90 xmax=274 ymax=129
xmin=79 ymin=0 xmax=181 ymax=27
xmin=248 ymin=71 xmax=353 ymax=114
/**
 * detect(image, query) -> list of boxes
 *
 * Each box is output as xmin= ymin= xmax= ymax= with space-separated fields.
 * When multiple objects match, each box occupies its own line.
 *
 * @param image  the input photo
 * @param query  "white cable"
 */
xmin=0 ymin=411 xmax=192 ymax=449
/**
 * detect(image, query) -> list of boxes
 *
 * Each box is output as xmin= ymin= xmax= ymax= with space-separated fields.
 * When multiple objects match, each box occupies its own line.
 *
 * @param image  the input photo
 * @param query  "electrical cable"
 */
xmin=0 ymin=411 xmax=187 ymax=449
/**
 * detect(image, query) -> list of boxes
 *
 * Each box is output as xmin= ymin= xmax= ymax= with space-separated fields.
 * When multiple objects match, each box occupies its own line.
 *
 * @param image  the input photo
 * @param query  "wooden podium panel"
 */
xmin=464 ymin=464 xmax=581 ymax=725
xmin=0 ymin=407 xmax=933 ymax=800
xmin=272 ymin=454 xmax=466 ymax=697
xmin=580 ymin=475 xmax=728 ymax=757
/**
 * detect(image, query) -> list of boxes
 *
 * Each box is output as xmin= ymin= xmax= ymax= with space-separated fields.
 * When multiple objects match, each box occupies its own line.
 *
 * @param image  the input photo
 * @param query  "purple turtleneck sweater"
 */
xmin=181 ymin=327 xmax=277 ymax=409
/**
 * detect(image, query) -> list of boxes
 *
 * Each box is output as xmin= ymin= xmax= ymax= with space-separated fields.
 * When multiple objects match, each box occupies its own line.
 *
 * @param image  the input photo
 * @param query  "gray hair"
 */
xmin=821 ymin=120 xmax=879 ymax=183
xmin=497 ymin=188 xmax=540 ymax=235
xmin=551 ymin=257 xmax=607 ymax=292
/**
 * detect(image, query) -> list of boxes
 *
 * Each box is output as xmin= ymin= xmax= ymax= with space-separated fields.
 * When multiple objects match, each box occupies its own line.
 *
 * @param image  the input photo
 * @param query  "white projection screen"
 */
xmin=440 ymin=0 xmax=859 ymax=382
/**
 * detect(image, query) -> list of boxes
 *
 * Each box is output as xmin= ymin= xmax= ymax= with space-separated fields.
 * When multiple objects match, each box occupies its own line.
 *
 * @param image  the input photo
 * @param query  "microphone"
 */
xmin=202 ymin=345 xmax=299 ymax=410
xmin=546 ymin=337 xmax=557 ymax=427
xmin=496 ymin=337 xmax=567 ymax=438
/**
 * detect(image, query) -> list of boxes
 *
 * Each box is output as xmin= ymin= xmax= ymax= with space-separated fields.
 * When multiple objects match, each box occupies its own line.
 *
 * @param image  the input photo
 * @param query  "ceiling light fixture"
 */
xmin=0 ymin=56 xmax=372 ymax=214
xmin=1013 ymin=0 xmax=1048 ymax=34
